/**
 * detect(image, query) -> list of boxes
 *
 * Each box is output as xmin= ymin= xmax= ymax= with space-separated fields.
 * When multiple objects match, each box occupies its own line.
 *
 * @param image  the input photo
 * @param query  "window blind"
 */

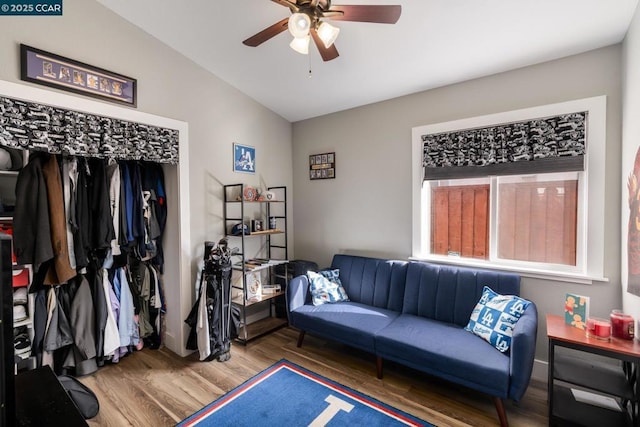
xmin=422 ymin=112 xmax=586 ymax=180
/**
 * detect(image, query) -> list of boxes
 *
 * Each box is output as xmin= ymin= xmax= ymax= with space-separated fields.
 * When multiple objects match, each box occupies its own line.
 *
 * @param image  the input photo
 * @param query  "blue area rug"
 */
xmin=177 ymin=359 xmax=435 ymax=426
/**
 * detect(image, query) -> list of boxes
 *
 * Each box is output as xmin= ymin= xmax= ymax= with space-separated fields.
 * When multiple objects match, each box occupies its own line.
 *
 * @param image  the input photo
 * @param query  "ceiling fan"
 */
xmin=243 ymin=0 xmax=401 ymax=61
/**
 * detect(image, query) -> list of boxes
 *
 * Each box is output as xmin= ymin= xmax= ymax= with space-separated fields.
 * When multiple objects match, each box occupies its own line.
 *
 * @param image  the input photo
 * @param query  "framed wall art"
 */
xmin=20 ymin=44 xmax=137 ymax=107
xmin=309 ymin=151 xmax=335 ymax=180
xmin=233 ymin=143 xmax=256 ymax=174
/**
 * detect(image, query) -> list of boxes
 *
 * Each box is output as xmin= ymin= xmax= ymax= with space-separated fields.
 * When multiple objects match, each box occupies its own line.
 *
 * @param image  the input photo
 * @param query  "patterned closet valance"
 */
xmin=0 ymin=96 xmax=179 ymax=164
xmin=422 ymin=112 xmax=587 ymax=180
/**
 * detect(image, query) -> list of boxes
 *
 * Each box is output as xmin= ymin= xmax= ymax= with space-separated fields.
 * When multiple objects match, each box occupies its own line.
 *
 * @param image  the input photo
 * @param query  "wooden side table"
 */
xmin=547 ymin=314 xmax=640 ymax=427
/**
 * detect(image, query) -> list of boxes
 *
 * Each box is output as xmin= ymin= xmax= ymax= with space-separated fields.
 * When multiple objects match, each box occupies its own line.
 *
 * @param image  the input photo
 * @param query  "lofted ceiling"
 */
xmin=97 ymin=0 xmax=638 ymax=122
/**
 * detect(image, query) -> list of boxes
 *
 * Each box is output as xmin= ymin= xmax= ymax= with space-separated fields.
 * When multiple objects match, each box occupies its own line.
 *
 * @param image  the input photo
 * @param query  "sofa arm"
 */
xmin=508 ymin=303 xmax=538 ymax=402
xmin=287 ymin=275 xmax=310 ymax=313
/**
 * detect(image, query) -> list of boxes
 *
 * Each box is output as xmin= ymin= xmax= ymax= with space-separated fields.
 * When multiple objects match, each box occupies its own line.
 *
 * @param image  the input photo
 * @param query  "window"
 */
xmin=496 ymin=174 xmax=578 ymax=266
xmin=429 ymin=173 xmax=579 ymax=267
xmin=412 ymin=97 xmax=607 ymax=283
xmin=431 ymin=181 xmax=489 ymax=259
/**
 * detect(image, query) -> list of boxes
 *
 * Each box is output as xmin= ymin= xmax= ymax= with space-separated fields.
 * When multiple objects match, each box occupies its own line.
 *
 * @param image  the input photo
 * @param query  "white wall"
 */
xmin=292 ymin=45 xmax=623 ymax=362
xmin=622 ymin=6 xmax=640 ymax=320
xmin=0 ymin=0 xmax=293 ymax=355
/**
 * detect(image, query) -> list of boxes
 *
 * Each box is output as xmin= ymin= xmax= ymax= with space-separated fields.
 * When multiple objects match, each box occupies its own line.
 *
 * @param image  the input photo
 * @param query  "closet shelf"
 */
xmin=225 ymin=229 xmax=284 ymax=238
xmin=231 ymin=290 xmax=285 ymax=306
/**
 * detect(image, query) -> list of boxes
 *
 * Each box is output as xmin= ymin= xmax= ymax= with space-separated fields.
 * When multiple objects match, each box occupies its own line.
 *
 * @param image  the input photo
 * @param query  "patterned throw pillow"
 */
xmin=319 ymin=269 xmax=343 ymax=286
xmin=464 ymin=286 xmax=531 ymax=353
xmin=307 ymin=270 xmax=349 ymax=306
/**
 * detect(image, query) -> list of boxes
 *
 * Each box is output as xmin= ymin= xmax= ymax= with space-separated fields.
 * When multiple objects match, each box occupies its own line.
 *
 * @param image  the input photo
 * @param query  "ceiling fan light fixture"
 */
xmin=317 ymin=21 xmax=340 ymax=48
xmin=290 ymin=35 xmax=310 ymax=55
xmin=288 ymin=12 xmax=311 ymax=38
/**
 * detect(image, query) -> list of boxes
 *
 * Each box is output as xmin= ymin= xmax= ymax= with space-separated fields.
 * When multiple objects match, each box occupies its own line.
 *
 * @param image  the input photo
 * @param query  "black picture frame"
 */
xmin=309 ymin=151 xmax=335 ymax=180
xmin=20 ymin=44 xmax=137 ymax=107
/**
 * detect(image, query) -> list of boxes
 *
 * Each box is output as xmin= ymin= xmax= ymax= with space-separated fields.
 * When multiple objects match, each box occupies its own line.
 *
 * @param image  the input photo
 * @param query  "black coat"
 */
xmin=72 ymin=157 xmax=90 ymax=269
xmin=87 ymin=158 xmax=115 ymax=257
xmin=13 ymin=151 xmax=53 ymax=269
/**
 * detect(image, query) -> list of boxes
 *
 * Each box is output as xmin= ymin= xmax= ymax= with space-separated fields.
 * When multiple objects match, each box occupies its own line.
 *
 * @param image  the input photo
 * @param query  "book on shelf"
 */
xmin=571 ymin=389 xmax=622 ymax=412
xmin=262 ymin=284 xmax=281 ymax=294
xmin=564 ymin=292 xmax=589 ymax=330
xmin=234 ymin=262 xmax=255 ymax=270
xmin=234 ymin=259 xmax=288 ymax=269
xmin=233 ymin=261 xmax=267 ymax=270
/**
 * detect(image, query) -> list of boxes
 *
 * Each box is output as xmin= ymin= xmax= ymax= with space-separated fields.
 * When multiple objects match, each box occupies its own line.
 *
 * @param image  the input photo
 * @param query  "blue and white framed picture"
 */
xmin=233 ymin=143 xmax=255 ymax=174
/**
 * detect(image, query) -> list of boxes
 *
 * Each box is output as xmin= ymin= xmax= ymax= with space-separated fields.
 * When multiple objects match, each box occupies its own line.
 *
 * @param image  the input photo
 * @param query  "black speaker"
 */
xmin=0 ymin=233 xmax=15 ymax=426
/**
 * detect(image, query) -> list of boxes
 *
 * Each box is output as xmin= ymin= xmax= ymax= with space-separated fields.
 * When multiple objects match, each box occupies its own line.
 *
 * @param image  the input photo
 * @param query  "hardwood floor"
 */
xmin=80 ymin=326 xmax=548 ymax=426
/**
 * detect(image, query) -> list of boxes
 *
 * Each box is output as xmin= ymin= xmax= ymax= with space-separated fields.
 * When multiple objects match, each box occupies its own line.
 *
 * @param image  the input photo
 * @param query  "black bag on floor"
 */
xmin=58 ymin=375 xmax=100 ymax=419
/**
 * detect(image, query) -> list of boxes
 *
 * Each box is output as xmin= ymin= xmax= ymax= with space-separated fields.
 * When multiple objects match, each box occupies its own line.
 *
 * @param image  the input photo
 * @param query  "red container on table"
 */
xmin=586 ymin=317 xmax=611 ymax=340
xmin=610 ymin=310 xmax=635 ymax=340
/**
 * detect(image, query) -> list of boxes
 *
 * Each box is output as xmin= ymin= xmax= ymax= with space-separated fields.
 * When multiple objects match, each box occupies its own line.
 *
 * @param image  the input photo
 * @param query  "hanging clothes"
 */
xmin=120 ymin=162 xmax=131 ymax=243
xmin=13 ymin=153 xmax=170 ymax=376
xmin=129 ymin=258 xmax=150 ymax=338
xmin=106 ymin=273 xmax=122 ymax=363
xmin=143 ymin=163 xmax=167 ymax=272
xmin=61 ymin=275 xmax=98 ymax=376
xmin=101 ymin=268 xmax=121 ymax=358
xmin=73 ymin=157 xmax=91 ymax=270
xmin=88 ymin=264 xmax=108 ymax=366
xmin=43 ymin=287 xmax=73 ymax=365
xmin=106 ymin=159 xmax=121 ymax=256
xmin=62 ymin=157 xmax=78 ymax=270
xmin=130 ymin=162 xmax=146 ymax=251
xmin=114 ymin=267 xmax=136 ymax=351
xmin=146 ymin=263 xmax=163 ymax=349
xmin=13 ymin=151 xmax=53 ymax=271
xmin=87 ymin=158 xmax=115 ymax=258
xmin=117 ymin=164 xmax=129 ymax=251
xmin=31 ymin=288 xmax=48 ymax=367
xmin=42 ymin=154 xmax=76 ymax=285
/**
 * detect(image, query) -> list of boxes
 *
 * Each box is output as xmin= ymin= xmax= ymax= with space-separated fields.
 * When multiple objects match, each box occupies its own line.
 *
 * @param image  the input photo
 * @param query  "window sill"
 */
xmin=408 ymin=255 xmax=608 ymax=285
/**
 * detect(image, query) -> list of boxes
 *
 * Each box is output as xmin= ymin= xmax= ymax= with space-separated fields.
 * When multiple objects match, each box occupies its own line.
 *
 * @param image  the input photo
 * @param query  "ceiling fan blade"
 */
xmin=311 ymin=28 xmax=339 ymax=61
xmin=243 ymin=18 xmax=289 ymax=47
xmin=326 ymin=5 xmax=401 ymax=24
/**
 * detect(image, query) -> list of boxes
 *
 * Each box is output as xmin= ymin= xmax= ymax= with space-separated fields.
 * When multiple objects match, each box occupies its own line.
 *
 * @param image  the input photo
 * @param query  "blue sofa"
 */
xmin=286 ymin=254 xmax=538 ymax=427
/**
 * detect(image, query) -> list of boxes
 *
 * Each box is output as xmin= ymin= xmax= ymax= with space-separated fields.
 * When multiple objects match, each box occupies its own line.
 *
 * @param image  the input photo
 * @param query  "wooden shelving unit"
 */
xmin=223 ymin=184 xmax=289 ymax=344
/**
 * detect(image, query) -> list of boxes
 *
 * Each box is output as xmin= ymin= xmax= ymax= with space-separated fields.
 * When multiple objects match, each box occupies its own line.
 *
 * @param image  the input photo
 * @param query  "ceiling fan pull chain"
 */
xmin=308 ymin=54 xmax=312 ymax=78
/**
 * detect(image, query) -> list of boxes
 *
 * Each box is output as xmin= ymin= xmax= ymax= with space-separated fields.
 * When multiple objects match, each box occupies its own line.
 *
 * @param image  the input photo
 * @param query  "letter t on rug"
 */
xmin=309 ymin=394 xmax=354 ymax=426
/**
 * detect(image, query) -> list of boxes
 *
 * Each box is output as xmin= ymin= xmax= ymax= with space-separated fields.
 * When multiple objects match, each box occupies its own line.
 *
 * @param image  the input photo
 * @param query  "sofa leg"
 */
xmin=376 ymin=356 xmax=383 ymax=379
xmin=297 ymin=330 xmax=305 ymax=348
xmin=493 ymin=397 xmax=508 ymax=427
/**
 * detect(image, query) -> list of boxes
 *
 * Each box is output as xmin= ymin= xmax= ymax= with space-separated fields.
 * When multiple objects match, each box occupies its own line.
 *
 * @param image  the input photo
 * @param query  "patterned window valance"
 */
xmin=422 ymin=112 xmax=587 ymax=180
xmin=0 ymin=96 xmax=179 ymax=164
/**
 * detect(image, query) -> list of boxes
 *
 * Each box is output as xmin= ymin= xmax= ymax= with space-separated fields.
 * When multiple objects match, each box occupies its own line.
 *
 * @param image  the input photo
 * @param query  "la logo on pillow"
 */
xmin=465 ymin=286 xmax=531 ymax=353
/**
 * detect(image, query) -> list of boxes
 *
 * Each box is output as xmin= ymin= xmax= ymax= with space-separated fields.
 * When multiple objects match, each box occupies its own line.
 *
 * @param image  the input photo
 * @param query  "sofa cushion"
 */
xmin=464 ymin=286 xmax=531 ymax=353
xmin=402 ymin=262 xmax=521 ymax=327
xmin=289 ymin=302 xmax=400 ymax=352
xmin=331 ymin=255 xmax=408 ymax=311
xmin=375 ymin=314 xmax=511 ymax=398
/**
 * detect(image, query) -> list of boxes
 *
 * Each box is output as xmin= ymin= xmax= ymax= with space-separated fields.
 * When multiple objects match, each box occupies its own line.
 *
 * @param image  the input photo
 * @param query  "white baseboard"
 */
xmin=531 ymin=358 xmax=548 ymax=383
